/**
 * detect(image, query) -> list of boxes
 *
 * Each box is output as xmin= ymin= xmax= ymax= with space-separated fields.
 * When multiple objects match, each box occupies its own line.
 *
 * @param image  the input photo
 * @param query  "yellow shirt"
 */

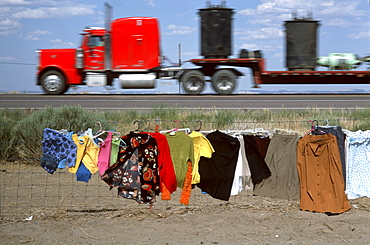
xmin=82 ymin=137 xmax=100 ymax=174
xmin=69 ymin=134 xmax=99 ymax=174
xmin=189 ymin=131 xmax=215 ymax=184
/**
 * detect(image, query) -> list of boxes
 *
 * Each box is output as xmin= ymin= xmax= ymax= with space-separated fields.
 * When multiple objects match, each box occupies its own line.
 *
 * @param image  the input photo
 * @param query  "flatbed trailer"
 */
xmin=181 ymin=58 xmax=370 ymax=94
xmin=259 ymin=70 xmax=370 ymax=85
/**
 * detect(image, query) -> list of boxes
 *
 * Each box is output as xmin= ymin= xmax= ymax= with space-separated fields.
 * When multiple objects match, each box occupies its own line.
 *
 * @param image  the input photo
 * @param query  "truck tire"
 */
xmin=181 ymin=70 xmax=205 ymax=95
xmin=40 ymin=70 xmax=69 ymax=95
xmin=211 ymin=69 xmax=236 ymax=95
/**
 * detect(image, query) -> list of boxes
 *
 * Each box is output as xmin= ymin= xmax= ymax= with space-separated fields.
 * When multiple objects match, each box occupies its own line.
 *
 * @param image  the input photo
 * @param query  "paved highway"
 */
xmin=0 ymin=94 xmax=369 ymax=110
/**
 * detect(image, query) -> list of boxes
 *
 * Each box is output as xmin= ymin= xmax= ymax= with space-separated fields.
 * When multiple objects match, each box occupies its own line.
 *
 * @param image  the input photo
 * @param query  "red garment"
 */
xmin=148 ymin=132 xmax=177 ymax=194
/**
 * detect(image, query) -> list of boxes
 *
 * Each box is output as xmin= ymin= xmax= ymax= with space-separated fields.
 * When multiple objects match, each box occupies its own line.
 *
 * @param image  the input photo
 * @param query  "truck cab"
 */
xmin=36 ymin=17 xmax=161 ymax=94
xmin=81 ymin=28 xmax=106 ymax=71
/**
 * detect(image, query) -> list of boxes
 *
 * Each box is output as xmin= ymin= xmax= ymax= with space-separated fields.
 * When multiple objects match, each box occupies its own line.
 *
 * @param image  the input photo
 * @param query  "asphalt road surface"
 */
xmin=0 ymin=94 xmax=369 ymax=110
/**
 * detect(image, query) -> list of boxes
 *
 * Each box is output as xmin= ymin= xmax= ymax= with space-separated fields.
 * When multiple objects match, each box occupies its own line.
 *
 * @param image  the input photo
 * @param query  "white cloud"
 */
xmin=240 ymin=42 xmax=282 ymax=52
xmin=240 ymin=43 xmax=260 ymax=50
xmin=182 ymin=51 xmax=198 ymax=57
xmin=0 ymin=18 xmax=21 ymax=29
xmin=237 ymin=0 xmax=366 ymax=28
xmin=29 ymin=29 xmax=51 ymax=35
xmin=23 ymin=28 xmax=51 ymax=40
xmin=24 ymin=35 xmax=39 ymax=40
xmin=324 ymin=18 xmax=352 ymax=28
xmin=273 ymin=53 xmax=283 ymax=58
xmin=257 ymin=2 xmax=286 ymax=13
xmin=12 ymin=5 xmax=95 ymax=19
xmin=318 ymin=1 xmax=363 ymax=17
xmin=0 ymin=0 xmax=30 ymax=5
xmin=0 ymin=18 xmax=22 ymax=35
xmin=0 ymin=1 xmax=96 ymax=37
xmin=320 ymin=1 xmax=335 ymax=7
xmin=237 ymin=27 xmax=283 ymax=40
xmin=349 ymin=31 xmax=370 ymax=40
xmin=143 ymin=0 xmax=156 ymax=7
xmin=50 ymin=38 xmax=75 ymax=47
xmin=235 ymin=0 xmax=369 ymax=55
xmin=237 ymin=8 xmax=254 ymax=16
xmin=164 ymin=24 xmax=195 ymax=35
xmin=261 ymin=0 xmax=339 ymax=11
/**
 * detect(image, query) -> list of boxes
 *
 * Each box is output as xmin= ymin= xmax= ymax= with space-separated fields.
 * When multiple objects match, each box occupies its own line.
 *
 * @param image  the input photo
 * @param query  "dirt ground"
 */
xmin=1 ymin=163 xmax=370 ymax=244
xmin=1 ymin=196 xmax=370 ymax=244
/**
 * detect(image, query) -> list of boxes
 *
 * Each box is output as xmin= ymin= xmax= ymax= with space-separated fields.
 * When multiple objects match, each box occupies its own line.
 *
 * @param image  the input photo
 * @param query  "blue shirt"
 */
xmin=41 ymin=128 xmax=77 ymax=174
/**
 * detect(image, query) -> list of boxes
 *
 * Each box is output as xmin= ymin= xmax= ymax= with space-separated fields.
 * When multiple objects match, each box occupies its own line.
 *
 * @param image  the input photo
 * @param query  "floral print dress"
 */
xmin=102 ymin=132 xmax=160 ymax=204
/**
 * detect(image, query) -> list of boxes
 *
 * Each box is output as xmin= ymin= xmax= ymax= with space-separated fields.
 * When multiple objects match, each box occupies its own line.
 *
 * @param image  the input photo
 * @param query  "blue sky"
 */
xmin=0 ymin=0 xmax=369 ymax=93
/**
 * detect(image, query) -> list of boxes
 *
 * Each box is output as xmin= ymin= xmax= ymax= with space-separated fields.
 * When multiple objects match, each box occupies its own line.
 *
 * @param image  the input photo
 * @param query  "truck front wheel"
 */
xmin=181 ymin=70 xmax=205 ymax=95
xmin=211 ymin=70 xmax=236 ymax=95
xmin=40 ymin=70 xmax=69 ymax=95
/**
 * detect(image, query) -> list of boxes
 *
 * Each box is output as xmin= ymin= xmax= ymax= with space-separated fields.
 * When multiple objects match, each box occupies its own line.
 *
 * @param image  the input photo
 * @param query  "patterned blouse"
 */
xmin=102 ymin=132 xmax=160 ymax=204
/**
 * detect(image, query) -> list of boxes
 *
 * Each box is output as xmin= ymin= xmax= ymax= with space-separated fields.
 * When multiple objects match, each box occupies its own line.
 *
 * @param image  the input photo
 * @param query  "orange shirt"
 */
xmin=297 ymin=133 xmax=350 ymax=214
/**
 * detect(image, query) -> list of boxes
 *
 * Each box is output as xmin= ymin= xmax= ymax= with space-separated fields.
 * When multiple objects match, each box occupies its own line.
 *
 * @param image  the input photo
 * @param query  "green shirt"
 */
xmin=165 ymin=131 xmax=194 ymax=188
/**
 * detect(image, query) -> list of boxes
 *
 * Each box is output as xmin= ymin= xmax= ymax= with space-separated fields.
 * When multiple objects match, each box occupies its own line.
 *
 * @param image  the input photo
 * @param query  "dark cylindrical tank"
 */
xmin=284 ymin=15 xmax=320 ymax=71
xmin=198 ymin=1 xmax=234 ymax=59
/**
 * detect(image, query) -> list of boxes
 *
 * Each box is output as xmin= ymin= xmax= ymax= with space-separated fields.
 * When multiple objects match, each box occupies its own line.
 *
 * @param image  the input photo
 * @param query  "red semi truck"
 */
xmin=36 ymin=16 xmax=165 ymax=95
xmin=36 ymin=3 xmax=370 ymax=95
xmin=36 ymin=7 xmax=251 ymax=95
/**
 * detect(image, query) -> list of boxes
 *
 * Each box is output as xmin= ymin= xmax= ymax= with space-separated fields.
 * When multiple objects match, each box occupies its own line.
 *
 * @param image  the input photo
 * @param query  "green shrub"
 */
xmin=0 ymin=109 xmax=32 ymax=160
xmin=7 ymin=105 xmax=107 ymax=163
xmin=2 ymin=105 xmax=370 ymax=164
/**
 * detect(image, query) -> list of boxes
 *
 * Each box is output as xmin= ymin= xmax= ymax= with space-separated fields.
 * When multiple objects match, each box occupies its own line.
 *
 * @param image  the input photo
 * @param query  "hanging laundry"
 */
xmin=197 ymin=130 xmax=240 ymax=201
xmin=68 ymin=134 xmax=99 ymax=175
xmin=165 ymin=131 xmax=194 ymax=205
xmin=40 ymin=128 xmax=77 ymax=174
xmin=102 ymin=132 xmax=160 ymax=204
xmin=253 ymin=134 xmax=300 ymax=200
xmin=243 ymin=135 xmax=271 ymax=185
xmin=110 ymin=136 xmax=120 ymax=166
xmin=188 ymin=131 xmax=215 ymax=185
xmin=97 ymin=131 xmax=113 ymax=176
xmin=317 ymin=125 xmax=346 ymax=186
xmin=164 ymin=131 xmax=194 ymax=188
xmin=231 ymin=135 xmax=252 ymax=195
xmin=84 ymin=128 xmax=101 ymax=174
xmin=254 ymin=136 xmax=271 ymax=159
xmin=148 ymin=132 xmax=177 ymax=198
xmin=345 ymin=130 xmax=370 ymax=199
xmin=107 ymin=148 xmax=142 ymax=202
xmin=297 ymin=133 xmax=350 ymax=214
xmin=68 ymin=134 xmax=88 ymax=174
xmin=179 ymin=160 xmax=193 ymax=205
xmin=239 ymin=135 xmax=253 ymax=191
xmin=76 ymin=162 xmax=92 ymax=183
xmin=57 ymin=130 xmax=74 ymax=169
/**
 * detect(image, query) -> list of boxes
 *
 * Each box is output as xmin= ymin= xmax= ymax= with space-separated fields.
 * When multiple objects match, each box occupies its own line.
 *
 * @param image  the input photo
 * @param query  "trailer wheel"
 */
xmin=40 ymin=70 xmax=69 ymax=95
xmin=211 ymin=70 xmax=236 ymax=95
xmin=181 ymin=70 xmax=205 ymax=95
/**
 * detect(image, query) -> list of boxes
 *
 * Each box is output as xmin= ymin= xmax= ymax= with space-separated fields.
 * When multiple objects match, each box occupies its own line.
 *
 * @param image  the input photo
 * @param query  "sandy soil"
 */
xmin=1 ymin=163 xmax=370 ymax=244
xmin=1 ymin=196 xmax=370 ymax=244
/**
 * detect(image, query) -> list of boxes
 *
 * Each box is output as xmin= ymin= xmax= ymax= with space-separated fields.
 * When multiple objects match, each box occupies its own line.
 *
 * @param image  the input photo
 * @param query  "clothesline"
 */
xmin=36 ymin=117 xmax=359 ymax=141
xmin=41 ymin=118 xmax=350 ymax=134
xmin=4 ymin=118 xmax=370 ymax=129
xmin=40 ymin=117 xmax=370 ymax=215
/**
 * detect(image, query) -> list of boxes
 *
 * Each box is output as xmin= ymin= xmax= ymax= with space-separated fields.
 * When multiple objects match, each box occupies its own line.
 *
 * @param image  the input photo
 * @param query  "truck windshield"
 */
xmin=89 ymin=36 xmax=104 ymax=47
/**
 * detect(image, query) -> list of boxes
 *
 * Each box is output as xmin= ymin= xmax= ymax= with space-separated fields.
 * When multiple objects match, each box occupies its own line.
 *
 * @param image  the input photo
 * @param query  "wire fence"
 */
xmin=1 ymin=118 xmax=369 ymax=221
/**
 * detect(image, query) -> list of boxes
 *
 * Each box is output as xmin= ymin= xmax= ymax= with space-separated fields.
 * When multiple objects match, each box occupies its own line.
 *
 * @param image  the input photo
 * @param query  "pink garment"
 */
xmin=97 ymin=131 xmax=113 ymax=176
